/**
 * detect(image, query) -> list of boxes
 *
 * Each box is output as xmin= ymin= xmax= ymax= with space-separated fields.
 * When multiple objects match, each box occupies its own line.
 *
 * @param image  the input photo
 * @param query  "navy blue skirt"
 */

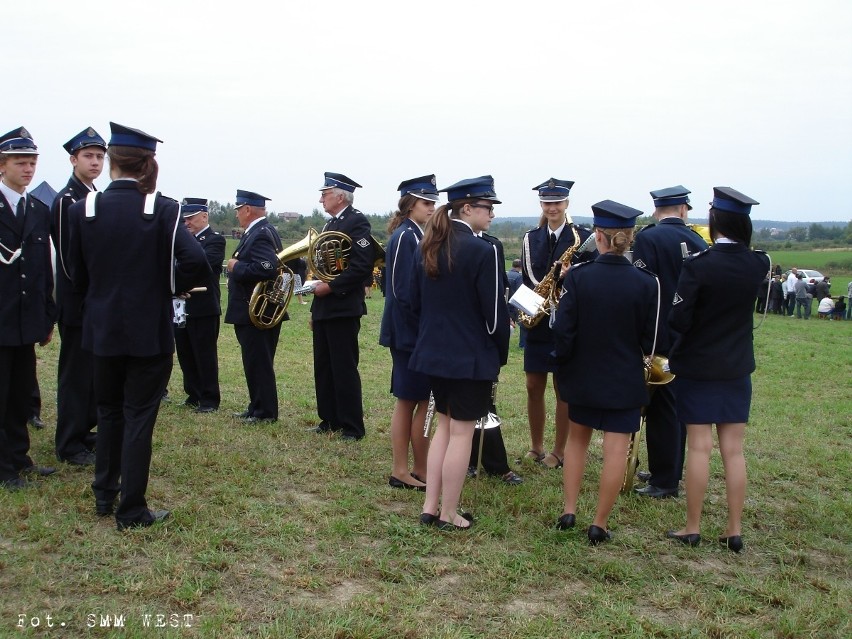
xmin=570 ymin=405 xmax=641 ymax=434
xmin=390 ymin=349 xmax=430 ymax=401
xmin=523 ymin=340 xmax=558 ymax=373
xmin=428 ymin=376 xmax=492 ymax=421
xmin=674 ymin=375 xmax=752 ymax=424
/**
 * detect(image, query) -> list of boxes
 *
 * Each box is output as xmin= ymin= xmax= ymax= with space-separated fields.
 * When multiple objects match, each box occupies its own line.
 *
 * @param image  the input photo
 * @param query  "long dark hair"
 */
xmin=387 ymin=194 xmax=419 ymax=233
xmin=420 ymin=197 xmax=477 ymax=278
xmin=107 ymin=146 xmax=158 ymax=194
xmin=709 ymin=208 xmax=752 ymax=245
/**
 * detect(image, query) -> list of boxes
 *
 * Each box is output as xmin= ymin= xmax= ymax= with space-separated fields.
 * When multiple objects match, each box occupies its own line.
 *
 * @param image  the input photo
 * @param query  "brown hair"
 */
xmin=594 ymin=226 xmax=635 ymax=255
xmin=387 ymin=194 xmax=420 ymax=233
xmin=420 ymin=198 xmax=478 ymax=278
xmin=709 ymin=208 xmax=753 ymax=245
xmin=107 ymin=146 xmax=158 ymax=194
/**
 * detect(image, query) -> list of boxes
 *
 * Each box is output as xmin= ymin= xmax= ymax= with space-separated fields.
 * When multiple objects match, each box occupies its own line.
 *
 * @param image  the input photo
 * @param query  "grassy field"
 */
xmin=3 ymin=280 xmax=851 ymax=638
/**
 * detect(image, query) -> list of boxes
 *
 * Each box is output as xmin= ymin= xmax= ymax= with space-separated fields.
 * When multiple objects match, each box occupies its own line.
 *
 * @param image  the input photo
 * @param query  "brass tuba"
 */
xmin=248 ymin=229 xmax=317 ymax=329
xmin=621 ymin=355 xmax=675 ymax=493
xmin=516 ymin=226 xmax=581 ymax=329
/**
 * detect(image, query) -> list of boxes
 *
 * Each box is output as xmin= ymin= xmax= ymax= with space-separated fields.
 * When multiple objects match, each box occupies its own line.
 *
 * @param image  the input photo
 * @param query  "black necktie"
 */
xmin=549 ymin=232 xmax=557 ymax=253
xmin=16 ymin=197 xmax=25 ymax=218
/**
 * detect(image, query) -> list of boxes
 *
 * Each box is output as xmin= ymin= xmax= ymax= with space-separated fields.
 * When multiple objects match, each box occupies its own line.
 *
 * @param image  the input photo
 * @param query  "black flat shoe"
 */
xmin=96 ymin=500 xmax=116 ymax=517
xmin=389 ymin=476 xmax=426 ymax=491
xmin=116 ymin=509 xmax=170 ymax=531
xmin=436 ymin=517 xmax=473 ymax=531
xmin=719 ymin=535 xmax=743 ymax=553
xmin=634 ymin=484 xmax=678 ymax=499
xmin=588 ymin=525 xmax=612 ymax=545
xmin=411 ymin=473 xmax=426 ymax=483
xmin=419 ymin=512 xmax=438 ymax=526
xmin=556 ymin=513 xmax=576 ymax=530
xmin=666 ymin=530 xmax=701 ymax=547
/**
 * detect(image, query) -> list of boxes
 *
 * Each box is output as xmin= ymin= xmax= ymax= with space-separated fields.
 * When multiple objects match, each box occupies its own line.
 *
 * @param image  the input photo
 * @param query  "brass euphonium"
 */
xmin=621 ymin=355 xmax=675 ymax=493
xmin=307 ymin=231 xmax=386 ymax=282
xmin=248 ymin=229 xmax=318 ymax=329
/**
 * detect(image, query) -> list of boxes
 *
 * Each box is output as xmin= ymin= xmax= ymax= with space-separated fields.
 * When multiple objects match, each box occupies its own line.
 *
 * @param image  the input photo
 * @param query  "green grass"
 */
xmin=763 ymin=249 xmax=852 ymax=279
xmin=3 ymin=283 xmax=851 ymax=638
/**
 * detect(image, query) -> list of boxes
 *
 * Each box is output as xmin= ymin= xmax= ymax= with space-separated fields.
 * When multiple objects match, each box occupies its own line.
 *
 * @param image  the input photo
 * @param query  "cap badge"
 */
xmin=86 ymin=128 xmax=96 ymax=137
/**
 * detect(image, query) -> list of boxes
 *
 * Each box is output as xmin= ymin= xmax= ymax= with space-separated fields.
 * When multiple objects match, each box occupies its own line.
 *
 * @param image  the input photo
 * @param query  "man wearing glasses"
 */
xmin=309 ymin=172 xmax=376 ymax=441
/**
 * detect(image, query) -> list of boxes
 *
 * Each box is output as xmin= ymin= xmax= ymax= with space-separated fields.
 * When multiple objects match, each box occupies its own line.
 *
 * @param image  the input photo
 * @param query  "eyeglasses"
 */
xmin=469 ymin=203 xmax=494 ymax=213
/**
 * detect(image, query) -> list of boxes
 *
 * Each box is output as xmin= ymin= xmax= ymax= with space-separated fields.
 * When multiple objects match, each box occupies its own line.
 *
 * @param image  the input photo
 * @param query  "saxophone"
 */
xmin=516 ymin=226 xmax=582 ymax=329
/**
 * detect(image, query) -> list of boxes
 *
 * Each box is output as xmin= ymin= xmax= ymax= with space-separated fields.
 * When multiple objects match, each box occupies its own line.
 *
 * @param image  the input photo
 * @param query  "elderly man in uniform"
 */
xmin=225 ymin=190 xmax=283 ymax=423
xmin=175 ymin=198 xmax=225 ymax=413
xmin=631 ymin=185 xmax=708 ymax=498
xmin=309 ymin=173 xmax=375 ymax=441
xmin=51 ymin=127 xmax=107 ymax=466
xmin=0 ymin=127 xmax=57 ymax=490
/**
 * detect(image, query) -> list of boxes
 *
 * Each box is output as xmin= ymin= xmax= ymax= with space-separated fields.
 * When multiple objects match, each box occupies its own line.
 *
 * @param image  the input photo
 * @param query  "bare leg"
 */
xmin=390 ymin=399 xmax=425 ymax=487
xmin=717 ymin=422 xmax=747 ymax=537
xmin=422 ymin=413 xmax=449 ymax=516
xmin=673 ymin=423 xmax=713 ymax=535
xmin=551 ymin=379 xmax=570 ymax=462
xmin=526 ymin=371 xmax=547 ymax=455
xmin=562 ymin=420 xmax=592 ymax=515
xmin=438 ymin=417 xmax=476 ymax=528
xmin=592 ymin=431 xmax=631 ymax=529
xmin=410 ymin=399 xmax=430 ymax=480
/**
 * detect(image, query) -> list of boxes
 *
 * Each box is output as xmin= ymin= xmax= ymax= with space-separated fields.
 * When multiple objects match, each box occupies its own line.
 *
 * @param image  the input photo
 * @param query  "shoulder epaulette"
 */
xmin=634 ymin=264 xmax=658 ymax=278
xmin=686 ymin=248 xmax=711 ymax=262
xmin=636 ymin=223 xmax=655 ymax=234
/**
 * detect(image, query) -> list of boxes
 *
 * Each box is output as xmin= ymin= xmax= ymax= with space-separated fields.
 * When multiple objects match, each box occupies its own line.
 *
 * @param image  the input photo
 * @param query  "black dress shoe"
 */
xmin=500 ymin=471 xmax=524 ymax=485
xmin=308 ymin=421 xmax=333 ymax=433
xmin=588 ymin=525 xmax=612 ymax=545
xmin=2 ymin=477 xmax=29 ymax=491
xmin=419 ymin=512 xmax=439 ymax=526
xmin=28 ymin=416 xmax=46 ymax=430
xmin=61 ymin=450 xmax=96 ymax=466
xmin=194 ymin=406 xmax=217 ymax=414
xmin=719 ymin=535 xmax=744 ymax=553
xmin=21 ymin=465 xmax=57 ymax=477
xmin=634 ymin=484 xmax=678 ymax=499
xmin=340 ymin=433 xmax=360 ymax=441
xmin=636 ymin=470 xmax=652 ymax=482
xmin=389 ymin=476 xmax=426 ymax=491
xmin=241 ymin=416 xmax=277 ymax=424
xmin=232 ymin=410 xmax=250 ymax=419
xmin=666 ymin=530 xmax=701 ymax=547
xmin=96 ymin=500 xmax=116 ymax=517
xmin=183 ymin=399 xmax=200 ymax=408
xmin=116 ymin=509 xmax=170 ymax=531
xmin=556 ymin=513 xmax=576 ymax=530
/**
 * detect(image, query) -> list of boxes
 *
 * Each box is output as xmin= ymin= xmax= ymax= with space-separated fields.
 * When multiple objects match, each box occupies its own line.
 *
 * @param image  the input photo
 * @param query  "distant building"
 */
xmin=272 ymin=211 xmax=300 ymax=221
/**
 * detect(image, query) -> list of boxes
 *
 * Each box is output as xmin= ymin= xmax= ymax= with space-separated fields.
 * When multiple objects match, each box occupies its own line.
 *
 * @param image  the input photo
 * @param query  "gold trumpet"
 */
xmin=621 ymin=355 xmax=675 ymax=493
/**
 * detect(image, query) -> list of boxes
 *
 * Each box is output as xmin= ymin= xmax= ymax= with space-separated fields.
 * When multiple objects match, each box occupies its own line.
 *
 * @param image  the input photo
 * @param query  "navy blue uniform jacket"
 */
xmin=51 ymin=175 xmax=92 ymax=327
xmin=0 ymin=192 xmax=55 ymax=345
xmin=631 ymin=218 xmax=708 ymax=354
xmin=224 ymin=218 xmax=282 ymax=326
xmin=668 ymin=244 xmax=769 ymax=380
xmin=553 ymin=254 xmax=658 ymax=410
xmin=379 ymin=218 xmax=422 ymax=351
xmin=311 ymin=205 xmax=375 ymax=321
xmin=521 ymin=222 xmax=595 ymax=342
xmin=407 ymin=221 xmax=509 ymax=381
xmin=187 ymin=226 xmax=225 ymax=318
xmin=67 ymin=180 xmax=209 ymax=357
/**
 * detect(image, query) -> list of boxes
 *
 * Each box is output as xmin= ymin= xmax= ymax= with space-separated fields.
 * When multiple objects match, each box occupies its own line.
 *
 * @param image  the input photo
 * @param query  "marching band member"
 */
xmin=520 ymin=179 xmax=594 ymax=469
xmin=51 ymin=127 xmax=107 ymax=466
xmin=67 ymin=122 xmax=208 ymax=528
xmin=666 ymin=187 xmax=769 ymax=553
xmin=408 ymin=176 xmax=510 ymax=530
xmin=379 ymin=175 xmax=437 ymax=490
xmin=0 ymin=126 xmax=57 ymax=490
xmin=631 ymin=186 xmax=708 ymax=498
xmin=309 ymin=173 xmax=375 ymax=441
xmin=175 ymin=198 xmax=225 ymax=413
xmin=225 ymin=190 xmax=283 ymax=423
xmin=552 ymin=200 xmax=658 ymax=545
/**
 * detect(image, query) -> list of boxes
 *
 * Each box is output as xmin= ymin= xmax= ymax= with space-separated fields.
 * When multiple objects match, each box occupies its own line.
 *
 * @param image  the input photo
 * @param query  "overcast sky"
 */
xmin=12 ymin=0 xmax=851 ymax=222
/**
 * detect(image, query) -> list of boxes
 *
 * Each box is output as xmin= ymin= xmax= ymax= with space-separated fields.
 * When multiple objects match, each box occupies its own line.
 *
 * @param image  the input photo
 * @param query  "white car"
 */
xmin=785 ymin=269 xmax=825 ymax=285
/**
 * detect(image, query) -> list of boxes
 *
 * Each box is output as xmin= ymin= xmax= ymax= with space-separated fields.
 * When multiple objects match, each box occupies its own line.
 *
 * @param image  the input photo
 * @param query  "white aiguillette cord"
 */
xmin=0 ymin=241 xmax=22 ymax=265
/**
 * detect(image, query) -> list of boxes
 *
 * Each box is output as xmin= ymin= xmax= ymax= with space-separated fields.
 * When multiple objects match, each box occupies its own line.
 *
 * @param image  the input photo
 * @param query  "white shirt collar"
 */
xmin=0 ymin=180 xmax=26 ymax=208
xmin=246 ymin=217 xmax=265 ymax=233
xmin=549 ymin=220 xmax=566 ymax=239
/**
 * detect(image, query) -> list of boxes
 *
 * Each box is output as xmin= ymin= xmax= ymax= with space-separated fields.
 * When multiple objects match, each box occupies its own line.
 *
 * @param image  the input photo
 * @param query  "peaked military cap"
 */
xmin=108 ymin=122 xmax=162 ymax=152
xmin=591 ymin=200 xmax=643 ymax=229
xmin=710 ymin=187 xmax=759 ymax=215
xmin=440 ymin=175 xmax=501 ymax=204
xmin=235 ymin=190 xmax=270 ymax=208
xmin=650 ymin=185 xmax=692 ymax=210
xmin=63 ymin=127 xmax=107 ymax=154
xmin=0 ymin=127 xmax=38 ymax=154
xmin=320 ymin=172 xmax=362 ymax=192
xmin=397 ymin=174 xmax=439 ymax=201
xmin=532 ymin=178 xmax=574 ymax=202
xmin=181 ymin=197 xmax=209 ymax=217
